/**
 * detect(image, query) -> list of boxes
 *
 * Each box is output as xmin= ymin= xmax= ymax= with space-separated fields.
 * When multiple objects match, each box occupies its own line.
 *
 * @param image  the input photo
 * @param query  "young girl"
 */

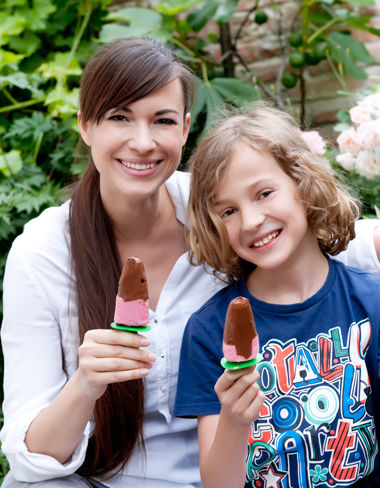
xmin=174 ymin=104 xmax=380 ymax=488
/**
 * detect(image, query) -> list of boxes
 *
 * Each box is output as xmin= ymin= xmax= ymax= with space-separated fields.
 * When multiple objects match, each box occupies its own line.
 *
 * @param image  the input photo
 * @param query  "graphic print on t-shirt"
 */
xmin=247 ymin=318 xmax=378 ymax=488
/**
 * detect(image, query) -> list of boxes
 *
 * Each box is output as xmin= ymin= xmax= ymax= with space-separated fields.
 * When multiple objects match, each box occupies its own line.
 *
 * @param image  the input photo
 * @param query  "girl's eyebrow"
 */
xmin=213 ymin=179 xmax=274 ymax=207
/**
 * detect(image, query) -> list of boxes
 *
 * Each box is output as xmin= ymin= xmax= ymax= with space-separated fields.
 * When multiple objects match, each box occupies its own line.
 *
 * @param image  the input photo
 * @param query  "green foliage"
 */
xmin=0 ymin=0 xmax=112 ymax=318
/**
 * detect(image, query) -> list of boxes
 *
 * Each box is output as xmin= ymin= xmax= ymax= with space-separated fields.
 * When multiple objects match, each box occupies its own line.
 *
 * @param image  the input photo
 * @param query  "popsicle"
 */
xmin=111 ymin=257 xmax=151 ymax=332
xmin=221 ymin=296 xmax=261 ymax=369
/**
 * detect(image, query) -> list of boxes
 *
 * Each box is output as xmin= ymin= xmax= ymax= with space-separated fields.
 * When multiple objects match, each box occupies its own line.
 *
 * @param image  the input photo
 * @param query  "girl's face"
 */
xmin=78 ymin=78 xmax=190 ymax=204
xmin=213 ymin=142 xmax=315 ymax=272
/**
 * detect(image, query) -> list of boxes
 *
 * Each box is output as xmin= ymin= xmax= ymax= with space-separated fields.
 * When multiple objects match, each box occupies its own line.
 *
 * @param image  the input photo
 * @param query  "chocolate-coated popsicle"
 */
xmin=113 ymin=257 xmax=149 ymax=327
xmin=222 ymin=297 xmax=259 ymax=362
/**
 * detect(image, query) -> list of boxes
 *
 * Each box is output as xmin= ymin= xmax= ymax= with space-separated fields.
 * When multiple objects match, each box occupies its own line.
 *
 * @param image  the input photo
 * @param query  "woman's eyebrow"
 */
xmin=119 ymin=107 xmax=181 ymax=115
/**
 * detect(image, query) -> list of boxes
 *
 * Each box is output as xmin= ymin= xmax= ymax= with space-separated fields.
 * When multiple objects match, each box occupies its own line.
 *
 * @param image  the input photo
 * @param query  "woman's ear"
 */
xmin=77 ymin=111 xmax=91 ymax=146
xmin=182 ymin=112 xmax=191 ymax=145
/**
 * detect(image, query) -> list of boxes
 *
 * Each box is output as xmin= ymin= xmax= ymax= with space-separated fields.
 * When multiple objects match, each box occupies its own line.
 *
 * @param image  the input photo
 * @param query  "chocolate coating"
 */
xmin=223 ymin=297 xmax=257 ymax=359
xmin=118 ymin=257 xmax=149 ymax=301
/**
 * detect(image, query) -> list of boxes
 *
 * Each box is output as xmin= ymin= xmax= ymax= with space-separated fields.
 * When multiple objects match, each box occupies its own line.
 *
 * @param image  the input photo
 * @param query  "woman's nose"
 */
xmin=128 ymin=123 xmax=156 ymax=153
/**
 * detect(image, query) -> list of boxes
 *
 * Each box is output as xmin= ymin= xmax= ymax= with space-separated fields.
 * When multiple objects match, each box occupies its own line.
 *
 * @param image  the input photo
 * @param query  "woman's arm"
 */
xmin=198 ymin=367 xmax=265 ymax=488
xmin=25 ymin=328 xmax=155 ymax=464
xmin=373 ymin=225 xmax=380 ymax=262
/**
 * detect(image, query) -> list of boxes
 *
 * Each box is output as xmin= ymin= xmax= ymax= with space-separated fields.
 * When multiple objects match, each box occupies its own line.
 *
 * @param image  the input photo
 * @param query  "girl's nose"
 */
xmin=128 ymin=123 xmax=156 ymax=153
xmin=240 ymin=206 xmax=265 ymax=233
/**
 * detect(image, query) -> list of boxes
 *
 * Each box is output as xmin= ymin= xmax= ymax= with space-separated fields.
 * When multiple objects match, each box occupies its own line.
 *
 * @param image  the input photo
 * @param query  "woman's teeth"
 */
xmin=253 ymin=231 xmax=279 ymax=248
xmin=120 ymin=160 xmax=157 ymax=170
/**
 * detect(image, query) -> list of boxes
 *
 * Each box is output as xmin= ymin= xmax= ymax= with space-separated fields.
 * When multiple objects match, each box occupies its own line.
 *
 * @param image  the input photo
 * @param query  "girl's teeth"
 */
xmin=120 ymin=160 xmax=156 ymax=170
xmin=253 ymin=231 xmax=279 ymax=248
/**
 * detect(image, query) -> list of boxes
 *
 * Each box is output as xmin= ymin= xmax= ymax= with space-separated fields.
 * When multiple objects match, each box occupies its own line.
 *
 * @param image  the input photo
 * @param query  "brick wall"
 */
xmin=112 ymin=0 xmax=380 ymax=131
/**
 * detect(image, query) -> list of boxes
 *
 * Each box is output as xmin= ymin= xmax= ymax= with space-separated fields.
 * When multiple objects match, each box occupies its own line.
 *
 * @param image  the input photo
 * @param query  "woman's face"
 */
xmin=78 ymin=78 xmax=190 ymax=204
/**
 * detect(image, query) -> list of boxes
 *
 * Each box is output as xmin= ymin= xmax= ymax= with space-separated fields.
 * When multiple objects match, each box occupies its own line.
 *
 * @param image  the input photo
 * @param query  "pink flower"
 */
xmin=349 ymin=102 xmax=372 ymax=125
xmin=357 ymin=119 xmax=380 ymax=150
xmin=336 ymin=127 xmax=361 ymax=155
xmin=297 ymin=129 xmax=326 ymax=155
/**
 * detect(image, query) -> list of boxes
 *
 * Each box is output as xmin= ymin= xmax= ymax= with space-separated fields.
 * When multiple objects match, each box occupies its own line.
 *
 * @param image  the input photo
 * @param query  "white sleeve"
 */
xmin=0 ymin=229 xmax=92 ymax=481
xmin=333 ymin=219 xmax=380 ymax=274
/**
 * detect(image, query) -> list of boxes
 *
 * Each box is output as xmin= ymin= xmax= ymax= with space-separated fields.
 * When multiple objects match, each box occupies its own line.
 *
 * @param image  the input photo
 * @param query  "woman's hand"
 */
xmin=77 ymin=329 xmax=156 ymax=400
xmin=214 ymin=366 xmax=264 ymax=425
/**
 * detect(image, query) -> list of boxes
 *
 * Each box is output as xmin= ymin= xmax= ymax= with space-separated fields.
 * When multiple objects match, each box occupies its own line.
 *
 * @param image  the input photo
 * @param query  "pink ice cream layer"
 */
xmin=114 ymin=296 xmax=149 ymax=326
xmin=223 ymin=337 xmax=260 ymax=362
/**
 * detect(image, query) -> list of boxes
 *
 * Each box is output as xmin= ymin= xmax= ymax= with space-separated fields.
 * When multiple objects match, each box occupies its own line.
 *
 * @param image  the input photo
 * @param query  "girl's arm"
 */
xmin=25 ymin=328 xmax=155 ymax=464
xmin=198 ymin=367 xmax=265 ymax=488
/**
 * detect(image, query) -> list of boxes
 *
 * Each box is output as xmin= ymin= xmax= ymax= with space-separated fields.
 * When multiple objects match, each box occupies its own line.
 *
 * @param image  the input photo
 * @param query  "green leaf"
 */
xmin=0 ymin=71 xmax=43 ymax=97
xmin=0 ymin=48 xmax=23 ymax=70
xmin=375 ymin=205 xmax=380 ymax=219
xmin=187 ymin=2 xmax=218 ymax=32
xmin=5 ymin=112 xmax=54 ymax=142
xmin=336 ymin=108 xmax=351 ymax=123
xmin=346 ymin=17 xmax=380 ymax=36
xmin=100 ymin=8 xmax=164 ymax=41
xmin=155 ymin=0 xmax=203 ymax=16
xmin=15 ymin=0 xmax=56 ymax=31
xmin=214 ymin=0 xmax=240 ymax=23
xmin=44 ymin=85 xmax=79 ymax=118
xmin=8 ymin=30 xmax=41 ymax=56
xmin=211 ymin=78 xmax=260 ymax=104
xmin=0 ymin=13 xmax=26 ymax=46
xmin=330 ymin=32 xmax=373 ymax=64
xmin=327 ymin=32 xmax=372 ymax=80
xmin=37 ymin=52 xmax=82 ymax=81
xmin=0 ymin=150 xmax=23 ymax=177
xmin=345 ymin=0 xmax=375 ymax=5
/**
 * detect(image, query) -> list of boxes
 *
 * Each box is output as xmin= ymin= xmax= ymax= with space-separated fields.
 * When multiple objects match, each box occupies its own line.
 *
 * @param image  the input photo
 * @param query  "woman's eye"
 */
xmin=108 ymin=114 xmax=128 ymax=122
xmin=156 ymin=118 xmax=176 ymax=125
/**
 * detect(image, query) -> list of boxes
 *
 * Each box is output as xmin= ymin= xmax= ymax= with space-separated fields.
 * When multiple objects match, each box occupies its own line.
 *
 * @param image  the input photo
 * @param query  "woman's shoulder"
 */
xmin=165 ymin=170 xmax=190 ymax=223
xmin=9 ymin=200 xmax=71 ymax=262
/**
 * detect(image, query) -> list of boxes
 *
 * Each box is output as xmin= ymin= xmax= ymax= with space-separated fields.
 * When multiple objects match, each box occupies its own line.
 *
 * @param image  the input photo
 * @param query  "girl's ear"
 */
xmin=77 ymin=111 xmax=91 ymax=146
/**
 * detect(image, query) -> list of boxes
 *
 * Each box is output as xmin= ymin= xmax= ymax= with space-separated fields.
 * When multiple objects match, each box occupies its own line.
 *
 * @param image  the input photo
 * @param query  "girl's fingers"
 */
xmin=215 ymin=366 xmax=257 ymax=395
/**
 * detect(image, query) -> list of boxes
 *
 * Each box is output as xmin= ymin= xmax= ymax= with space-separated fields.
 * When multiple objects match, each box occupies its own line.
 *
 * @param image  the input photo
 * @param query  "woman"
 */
xmin=1 ymin=38 xmax=380 ymax=487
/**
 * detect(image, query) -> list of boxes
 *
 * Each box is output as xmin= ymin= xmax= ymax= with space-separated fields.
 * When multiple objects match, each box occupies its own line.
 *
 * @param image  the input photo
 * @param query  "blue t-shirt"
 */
xmin=174 ymin=258 xmax=380 ymax=487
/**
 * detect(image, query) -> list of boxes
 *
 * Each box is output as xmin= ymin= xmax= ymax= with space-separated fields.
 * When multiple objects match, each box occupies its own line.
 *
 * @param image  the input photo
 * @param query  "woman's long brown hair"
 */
xmin=69 ymin=38 xmax=194 ymax=478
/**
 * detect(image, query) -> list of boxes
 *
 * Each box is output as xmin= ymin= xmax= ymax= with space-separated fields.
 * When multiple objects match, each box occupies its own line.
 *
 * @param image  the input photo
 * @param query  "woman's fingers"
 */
xmin=77 ymin=329 xmax=156 ymax=399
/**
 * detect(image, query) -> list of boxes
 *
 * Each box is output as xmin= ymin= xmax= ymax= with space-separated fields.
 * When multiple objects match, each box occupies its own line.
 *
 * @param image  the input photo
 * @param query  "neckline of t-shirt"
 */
xmin=239 ymin=255 xmax=336 ymax=313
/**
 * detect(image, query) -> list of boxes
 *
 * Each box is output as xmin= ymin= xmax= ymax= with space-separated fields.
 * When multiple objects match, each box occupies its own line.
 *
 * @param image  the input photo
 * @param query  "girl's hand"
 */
xmin=77 ymin=329 xmax=156 ymax=400
xmin=214 ymin=366 xmax=264 ymax=425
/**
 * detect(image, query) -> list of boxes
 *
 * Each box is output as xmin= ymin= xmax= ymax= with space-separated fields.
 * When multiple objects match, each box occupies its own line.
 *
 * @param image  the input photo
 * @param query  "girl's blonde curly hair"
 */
xmin=187 ymin=103 xmax=361 ymax=283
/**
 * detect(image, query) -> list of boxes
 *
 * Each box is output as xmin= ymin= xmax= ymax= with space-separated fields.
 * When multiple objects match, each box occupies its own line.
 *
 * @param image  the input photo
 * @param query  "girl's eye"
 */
xmin=156 ymin=118 xmax=176 ymax=125
xmin=258 ymin=190 xmax=272 ymax=200
xmin=221 ymin=208 xmax=236 ymax=219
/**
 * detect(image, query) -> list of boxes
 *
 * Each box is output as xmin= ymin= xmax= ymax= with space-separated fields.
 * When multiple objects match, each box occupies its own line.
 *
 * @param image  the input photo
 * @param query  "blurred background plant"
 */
xmin=332 ymin=80 xmax=380 ymax=216
xmin=0 ymin=0 xmax=379 ymax=481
